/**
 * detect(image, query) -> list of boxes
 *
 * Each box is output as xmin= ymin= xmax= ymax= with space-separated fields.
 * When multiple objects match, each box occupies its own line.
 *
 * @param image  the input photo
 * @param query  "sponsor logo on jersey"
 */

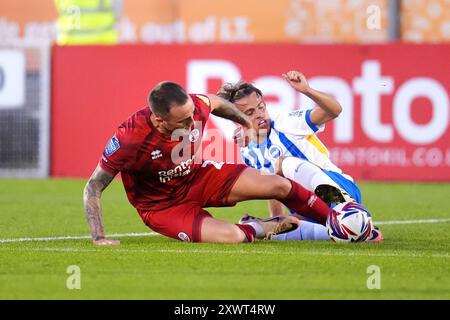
xmin=151 ymin=149 xmax=163 ymax=160
xmin=104 ymin=136 xmax=120 ymax=156
xmin=189 ymin=128 xmax=200 ymax=142
xmin=158 ymin=156 xmax=195 ymax=183
xmin=288 ymin=110 xmax=304 ymax=117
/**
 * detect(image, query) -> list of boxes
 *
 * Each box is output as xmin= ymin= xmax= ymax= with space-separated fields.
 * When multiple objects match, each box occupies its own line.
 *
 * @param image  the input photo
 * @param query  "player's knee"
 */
xmin=270 ymin=175 xmax=292 ymax=199
xmin=210 ymin=227 xmax=245 ymax=243
xmin=202 ymin=222 xmax=246 ymax=243
xmin=224 ymin=226 xmax=247 ymax=243
xmin=274 ymin=156 xmax=287 ymax=176
xmin=279 ymin=157 xmax=310 ymax=181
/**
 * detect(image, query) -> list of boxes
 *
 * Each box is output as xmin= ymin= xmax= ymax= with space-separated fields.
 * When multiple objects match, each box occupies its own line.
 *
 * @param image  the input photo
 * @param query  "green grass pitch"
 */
xmin=0 ymin=179 xmax=449 ymax=299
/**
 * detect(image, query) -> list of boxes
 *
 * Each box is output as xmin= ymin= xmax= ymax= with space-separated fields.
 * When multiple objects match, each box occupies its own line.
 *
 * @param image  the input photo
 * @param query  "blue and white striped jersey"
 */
xmin=240 ymin=108 xmax=343 ymax=175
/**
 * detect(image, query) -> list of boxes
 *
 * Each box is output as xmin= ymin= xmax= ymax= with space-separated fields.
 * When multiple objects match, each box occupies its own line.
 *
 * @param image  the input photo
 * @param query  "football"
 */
xmin=326 ymin=202 xmax=373 ymax=242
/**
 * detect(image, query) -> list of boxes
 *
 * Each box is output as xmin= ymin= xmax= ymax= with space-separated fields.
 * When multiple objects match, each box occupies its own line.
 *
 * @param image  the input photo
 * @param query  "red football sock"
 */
xmin=281 ymin=179 xmax=331 ymax=225
xmin=236 ymin=224 xmax=256 ymax=243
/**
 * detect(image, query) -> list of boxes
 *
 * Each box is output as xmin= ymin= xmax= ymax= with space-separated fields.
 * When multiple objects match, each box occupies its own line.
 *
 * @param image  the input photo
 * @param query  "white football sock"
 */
xmin=245 ymin=222 xmax=264 ymax=238
xmin=270 ymin=220 xmax=329 ymax=241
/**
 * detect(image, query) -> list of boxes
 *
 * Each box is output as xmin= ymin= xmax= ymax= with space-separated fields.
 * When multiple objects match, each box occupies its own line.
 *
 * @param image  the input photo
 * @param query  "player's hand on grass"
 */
xmin=282 ymin=70 xmax=310 ymax=94
xmin=93 ymin=238 xmax=121 ymax=246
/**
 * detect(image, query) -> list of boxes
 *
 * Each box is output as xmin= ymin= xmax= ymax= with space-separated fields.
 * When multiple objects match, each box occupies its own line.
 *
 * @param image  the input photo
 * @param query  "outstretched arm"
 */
xmin=283 ymin=70 xmax=342 ymax=126
xmin=83 ymin=164 xmax=120 ymax=246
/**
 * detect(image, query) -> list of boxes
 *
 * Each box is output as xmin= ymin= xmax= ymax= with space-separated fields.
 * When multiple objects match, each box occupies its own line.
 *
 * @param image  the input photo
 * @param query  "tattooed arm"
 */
xmin=83 ymin=164 xmax=120 ymax=246
xmin=206 ymin=94 xmax=252 ymax=129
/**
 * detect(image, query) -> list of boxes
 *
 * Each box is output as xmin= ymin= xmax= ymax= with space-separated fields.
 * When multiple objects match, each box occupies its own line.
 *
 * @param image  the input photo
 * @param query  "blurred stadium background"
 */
xmin=0 ymin=0 xmax=449 ymax=301
xmin=0 ymin=0 xmax=448 ymax=181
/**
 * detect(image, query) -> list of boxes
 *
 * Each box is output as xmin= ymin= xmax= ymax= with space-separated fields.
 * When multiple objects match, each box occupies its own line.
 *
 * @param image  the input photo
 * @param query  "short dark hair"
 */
xmin=148 ymin=81 xmax=189 ymax=117
xmin=217 ymin=81 xmax=262 ymax=103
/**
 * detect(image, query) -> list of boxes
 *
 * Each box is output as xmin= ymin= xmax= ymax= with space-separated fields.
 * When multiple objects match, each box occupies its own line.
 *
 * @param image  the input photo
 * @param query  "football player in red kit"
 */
xmin=83 ymin=82 xmax=335 ymax=245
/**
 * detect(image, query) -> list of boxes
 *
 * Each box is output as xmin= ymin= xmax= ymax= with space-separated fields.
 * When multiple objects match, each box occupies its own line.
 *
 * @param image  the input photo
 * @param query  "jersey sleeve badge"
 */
xmin=104 ymin=136 xmax=121 ymax=156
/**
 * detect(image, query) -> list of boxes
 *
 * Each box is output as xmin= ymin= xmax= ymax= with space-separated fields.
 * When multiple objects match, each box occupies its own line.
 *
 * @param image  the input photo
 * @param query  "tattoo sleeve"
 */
xmin=211 ymin=98 xmax=251 ymax=127
xmin=83 ymin=165 xmax=115 ymax=241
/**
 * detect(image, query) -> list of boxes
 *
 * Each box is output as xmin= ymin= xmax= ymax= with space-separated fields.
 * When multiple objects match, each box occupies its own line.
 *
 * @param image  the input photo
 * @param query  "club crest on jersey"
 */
xmin=189 ymin=129 xmax=200 ymax=142
xmin=104 ymin=136 xmax=120 ymax=156
xmin=151 ymin=149 xmax=163 ymax=160
xmin=268 ymin=145 xmax=283 ymax=160
xmin=177 ymin=232 xmax=191 ymax=242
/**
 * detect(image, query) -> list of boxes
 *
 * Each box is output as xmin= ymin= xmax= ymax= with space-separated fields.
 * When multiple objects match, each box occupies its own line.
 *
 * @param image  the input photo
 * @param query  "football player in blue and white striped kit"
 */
xmin=218 ymin=70 xmax=383 ymax=242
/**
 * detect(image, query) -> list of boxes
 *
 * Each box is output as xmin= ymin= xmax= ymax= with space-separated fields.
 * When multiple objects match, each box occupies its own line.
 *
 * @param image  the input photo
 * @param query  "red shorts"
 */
xmin=139 ymin=162 xmax=248 ymax=242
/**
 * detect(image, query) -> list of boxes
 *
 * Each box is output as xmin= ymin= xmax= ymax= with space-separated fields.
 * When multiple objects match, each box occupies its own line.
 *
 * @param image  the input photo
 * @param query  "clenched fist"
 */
xmin=282 ymin=70 xmax=310 ymax=94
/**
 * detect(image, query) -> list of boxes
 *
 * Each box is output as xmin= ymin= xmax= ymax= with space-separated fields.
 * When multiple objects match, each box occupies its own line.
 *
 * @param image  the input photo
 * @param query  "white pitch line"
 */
xmin=0 ymin=247 xmax=448 ymax=259
xmin=0 ymin=218 xmax=449 ymax=244
xmin=375 ymin=218 xmax=450 ymax=225
xmin=0 ymin=232 xmax=158 ymax=243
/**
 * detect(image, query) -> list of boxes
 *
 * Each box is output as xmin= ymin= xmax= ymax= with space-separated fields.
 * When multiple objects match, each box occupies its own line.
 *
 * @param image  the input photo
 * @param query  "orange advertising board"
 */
xmin=124 ymin=0 xmax=389 ymax=43
xmin=176 ymin=0 xmax=388 ymax=43
xmin=401 ymin=0 xmax=450 ymax=42
xmin=0 ymin=0 xmax=448 ymax=43
xmin=0 ymin=0 xmax=388 ymax=43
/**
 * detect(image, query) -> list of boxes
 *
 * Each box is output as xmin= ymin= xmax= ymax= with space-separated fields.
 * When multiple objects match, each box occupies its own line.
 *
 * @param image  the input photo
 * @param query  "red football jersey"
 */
xmin=99 ymin=94 xmax=211 ymax=212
